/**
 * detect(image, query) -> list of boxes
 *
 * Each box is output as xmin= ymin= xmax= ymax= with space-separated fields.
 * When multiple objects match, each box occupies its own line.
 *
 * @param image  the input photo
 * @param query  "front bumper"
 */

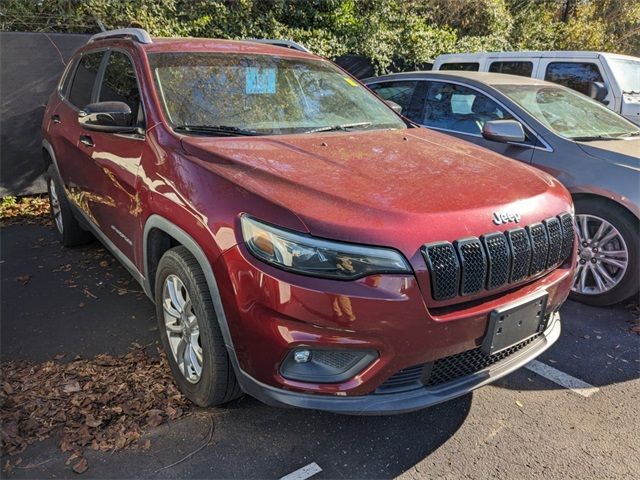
xmin=234 ymin=313 xmax=560 ymax=415
xmin=215 ymin=241 xmax=571 ymax=412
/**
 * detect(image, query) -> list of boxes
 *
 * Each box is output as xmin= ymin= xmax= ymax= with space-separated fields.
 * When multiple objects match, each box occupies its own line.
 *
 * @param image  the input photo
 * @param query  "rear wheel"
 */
xmin=570 ymin=198 xmax=638 ymax=306
xmin=155 ymin=246 xmax=241 ymax=406
xmin=46 ymin=165 xmax=92 ymax=247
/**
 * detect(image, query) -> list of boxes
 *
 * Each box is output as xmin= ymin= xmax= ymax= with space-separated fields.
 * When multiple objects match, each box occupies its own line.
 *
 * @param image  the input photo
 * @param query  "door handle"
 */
xmin=79 ymin=134 xmax=94 ymax=147
xmin=51 ymin=114 xmax=61 ymax=124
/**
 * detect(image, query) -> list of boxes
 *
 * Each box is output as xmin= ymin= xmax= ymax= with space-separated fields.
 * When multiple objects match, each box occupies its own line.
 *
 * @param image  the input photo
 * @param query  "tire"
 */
xmin=46 ymin=165 xmax=93 ymax=247
xmin=569 ymin=197 xmax=639 ymax=306
xmin=155 ymin=246 xmax=241 ymax=407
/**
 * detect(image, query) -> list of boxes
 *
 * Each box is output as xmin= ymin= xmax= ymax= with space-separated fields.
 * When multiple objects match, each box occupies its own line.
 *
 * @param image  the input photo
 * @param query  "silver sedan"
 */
xmin=365 ymin=71 xmax=639 ymax=306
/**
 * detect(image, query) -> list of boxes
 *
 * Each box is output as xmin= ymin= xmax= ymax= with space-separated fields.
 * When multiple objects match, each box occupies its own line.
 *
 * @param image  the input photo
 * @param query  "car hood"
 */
xmin=180 ymin=128 xmax=570 ymax=252
xmin=576 ymin=138 xmax=640 ymax=170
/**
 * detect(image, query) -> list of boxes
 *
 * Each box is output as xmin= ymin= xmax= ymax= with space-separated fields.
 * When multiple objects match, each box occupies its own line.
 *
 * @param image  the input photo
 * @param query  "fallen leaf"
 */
xmin=515 ymin=400 xmax=524 ymax=408
xmin=16 ymin=275 xmax=31 ymax=285
xmin=72 ymin=457 xmax=89 ymax=474
xmin=141 ymin=439 xmax=151 ymax=450
xmin=63 ymin=381 xmax=81 ymax=393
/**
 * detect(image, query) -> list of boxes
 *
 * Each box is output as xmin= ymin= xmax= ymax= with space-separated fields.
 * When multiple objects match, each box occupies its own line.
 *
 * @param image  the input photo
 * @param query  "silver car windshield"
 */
xmin=608 ymin=58 xmax=640 ymax=94
xmin=496 ymin=84 xmax=640 ymax=141
xmin=149 ymin=52 xmax=406 ymax=135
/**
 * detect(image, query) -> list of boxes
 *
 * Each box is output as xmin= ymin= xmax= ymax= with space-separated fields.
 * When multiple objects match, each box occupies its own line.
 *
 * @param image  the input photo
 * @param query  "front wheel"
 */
xmin=155 ymin=246 xmax=241 ymax=407
xmin=570 ymin=198 xmax=638 ymax=306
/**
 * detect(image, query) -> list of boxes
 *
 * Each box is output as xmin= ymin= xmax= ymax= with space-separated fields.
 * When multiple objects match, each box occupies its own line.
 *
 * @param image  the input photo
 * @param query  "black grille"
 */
xmin=424 ymin=213 xmax=571 ymax=301
xmin=456 ymin=238 xmax=487 ymax=296
xmin=425 ymin=333 xmax=541 ymax=386
xmin=559 ymin=213 xmax=575 ymax=262
xmin=376 ymin=333 xmax=542 ymax=393
xmin=422 ymin=242 xmax=460 ymax=300
xmin=482 ymin=232 xmax=511 ymax=289
xmin=506 ymin=228 xmax=532 ymax=283
xmin=527 ymin=223 xmax=549 ymax=276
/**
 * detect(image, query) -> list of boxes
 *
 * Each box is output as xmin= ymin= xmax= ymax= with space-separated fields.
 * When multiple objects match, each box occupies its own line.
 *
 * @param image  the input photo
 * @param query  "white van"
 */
xmin=432 ymin=51 xmax=640 ymax=126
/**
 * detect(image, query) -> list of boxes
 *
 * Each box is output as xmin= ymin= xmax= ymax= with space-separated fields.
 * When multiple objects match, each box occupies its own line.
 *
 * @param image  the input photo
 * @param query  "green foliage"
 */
xmin=1 ymin=0 xmax=638 ymax=74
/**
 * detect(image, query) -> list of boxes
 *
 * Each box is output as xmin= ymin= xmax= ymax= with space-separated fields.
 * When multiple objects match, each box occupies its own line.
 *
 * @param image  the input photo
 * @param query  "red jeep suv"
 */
xmin=42 ymin=29 xmax=576 ymax=414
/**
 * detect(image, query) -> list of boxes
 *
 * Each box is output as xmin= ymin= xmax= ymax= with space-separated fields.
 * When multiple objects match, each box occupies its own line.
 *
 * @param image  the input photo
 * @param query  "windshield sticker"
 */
xmin=344 ymin=77 xmax=358 ymax=87
xmin=246 ymin=67 xmax=277 ymax=94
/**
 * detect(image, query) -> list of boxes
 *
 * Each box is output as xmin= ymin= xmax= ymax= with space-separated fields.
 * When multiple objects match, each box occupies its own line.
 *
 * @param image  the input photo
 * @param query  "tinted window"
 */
xmin=440 ymin=62 xmax=479 ymax=72
xmin=99 ymin=51 xmax=142 ymax=126
xmin=545 ymin=62 xmax=603 ymax=95
xmin=421 ymin=81 xmax=513 ymax=135
xmin=489 ymin=61 xmax=533 ymax=77
xmin=68 ymin=52 xmax=103 ymax=108
xmin=368 ymin=81 xmax=418 ymax=119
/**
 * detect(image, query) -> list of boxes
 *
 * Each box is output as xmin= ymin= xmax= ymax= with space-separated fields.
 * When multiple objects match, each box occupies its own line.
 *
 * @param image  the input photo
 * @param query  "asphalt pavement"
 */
xmin=1 ymin=222 xmax=638 ymax=479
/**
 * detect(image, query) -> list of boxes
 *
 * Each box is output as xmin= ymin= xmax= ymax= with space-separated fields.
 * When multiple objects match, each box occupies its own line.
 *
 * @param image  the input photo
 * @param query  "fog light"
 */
xmin=293 ymin=349 xmax=311 ymax=363
xmin=280 ymin=349 xmax=378 ymax=383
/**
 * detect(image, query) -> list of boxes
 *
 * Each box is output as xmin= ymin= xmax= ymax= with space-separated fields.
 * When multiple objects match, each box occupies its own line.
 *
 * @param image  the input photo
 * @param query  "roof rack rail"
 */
xmin=89 ymin=28 xmax=152 ymax=44
xmin=248 ymin=39 xmax=311 ymax=53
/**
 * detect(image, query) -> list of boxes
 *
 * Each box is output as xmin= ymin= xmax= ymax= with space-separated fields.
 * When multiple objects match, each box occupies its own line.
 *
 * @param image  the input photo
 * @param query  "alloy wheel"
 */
xmin=49 ymin=179 xmax=63 ymax=234
xmin=572 ymin=214 xmax=628 ymax=295
xmin=162 ymin=274 xmax=203 ymax=383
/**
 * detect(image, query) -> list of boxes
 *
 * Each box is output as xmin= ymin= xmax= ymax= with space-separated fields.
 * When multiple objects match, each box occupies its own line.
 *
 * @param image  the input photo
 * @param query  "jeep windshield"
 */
xmin=496 ymin=84 xmax=640 ymax=141
xmin=149 ymin=52 xmax=406 ymax=136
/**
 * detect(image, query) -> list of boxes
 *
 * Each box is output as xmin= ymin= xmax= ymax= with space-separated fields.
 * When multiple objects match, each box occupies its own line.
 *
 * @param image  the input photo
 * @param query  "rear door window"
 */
xmin=421 ymin=81 xmax=514 ymax=135
xmin=439 ymin=62 xmax=479 ymax=72
xmin=98 ymin=51 xmax=143 ymax=126
xmin=544 ymin=62 xmax=604 ymax=95
xmin=489 ymin=61 xmax=534 ymax=77
xmin=68 ymin=52 xmax=104 ymax=108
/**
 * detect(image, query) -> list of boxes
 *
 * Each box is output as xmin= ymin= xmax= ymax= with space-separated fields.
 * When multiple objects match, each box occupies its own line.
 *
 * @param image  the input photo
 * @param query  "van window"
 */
xmin=544 ymin=62 xmax=604 ymax=95
xmin=68 ymin=52 xmax=104 ymax=108
xmin=440 ymin=62 xmax=479 ymax=72
xmin=421 ymin=81 xmax=514 ymax=135
xmin=368 ymin=81 xmax=419 ymax=120
xmin=99 ymin=51 xmax=143 ymax=126
xmin=489 ymin=61 xmax=533 ymax=77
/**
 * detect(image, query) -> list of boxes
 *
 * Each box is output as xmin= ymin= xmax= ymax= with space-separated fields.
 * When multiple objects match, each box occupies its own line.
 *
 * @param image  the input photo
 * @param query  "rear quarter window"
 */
xmin=439 ymin=62 xmax=480 ymax=72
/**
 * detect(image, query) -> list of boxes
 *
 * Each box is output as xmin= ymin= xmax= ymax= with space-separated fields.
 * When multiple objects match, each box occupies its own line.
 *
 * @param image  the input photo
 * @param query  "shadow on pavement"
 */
xmin=494 ymin=299 xmax=639 ymax=393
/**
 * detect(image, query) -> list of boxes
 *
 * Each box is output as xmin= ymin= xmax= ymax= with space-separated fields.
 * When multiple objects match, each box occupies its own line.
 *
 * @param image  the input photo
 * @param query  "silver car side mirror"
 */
xmin=482 ymin=120 xmax=526 ymax=144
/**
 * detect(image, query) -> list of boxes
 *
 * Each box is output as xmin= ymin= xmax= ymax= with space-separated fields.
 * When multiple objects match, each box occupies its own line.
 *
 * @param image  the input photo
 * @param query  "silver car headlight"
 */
xmin=241 ymin=216 xmax=411 ymax=279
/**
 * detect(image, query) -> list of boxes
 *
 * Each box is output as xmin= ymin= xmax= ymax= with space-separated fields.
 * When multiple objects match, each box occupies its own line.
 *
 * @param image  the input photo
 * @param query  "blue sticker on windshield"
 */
xmin=246 ymin=67 xmax=276 ymax=94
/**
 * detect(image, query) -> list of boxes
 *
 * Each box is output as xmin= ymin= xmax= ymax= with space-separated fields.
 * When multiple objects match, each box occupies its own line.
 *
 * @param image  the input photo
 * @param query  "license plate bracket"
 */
xmin=481 ymin=293 xmax=548 ymax=356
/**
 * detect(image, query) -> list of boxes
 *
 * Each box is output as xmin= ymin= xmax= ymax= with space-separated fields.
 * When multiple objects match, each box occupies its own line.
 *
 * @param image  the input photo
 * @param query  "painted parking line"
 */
xmin=525 ymin=360 xmax=600 ymax=397
xmin=280 ymin=463 xmax=323 ymax=480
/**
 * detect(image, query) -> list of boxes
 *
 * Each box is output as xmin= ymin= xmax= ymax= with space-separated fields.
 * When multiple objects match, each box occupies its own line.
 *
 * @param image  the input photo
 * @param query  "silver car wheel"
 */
xmin=572 ymin=214 xmax=628 ymax=295
xmin=162 ymin=274 xmax=203 ymax=383
xmin=49 ymin=178 xmax=63 ymax=234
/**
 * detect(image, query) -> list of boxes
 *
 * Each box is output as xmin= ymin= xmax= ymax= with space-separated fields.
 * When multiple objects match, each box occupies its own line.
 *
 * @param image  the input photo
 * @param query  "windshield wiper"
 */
xmin=570 ymin=135 xmax=619 ymax=142
xmin=304 ymin=122 xmax=372 ymax=134
xmin=174 ymin=125 xmax=264 ymax=136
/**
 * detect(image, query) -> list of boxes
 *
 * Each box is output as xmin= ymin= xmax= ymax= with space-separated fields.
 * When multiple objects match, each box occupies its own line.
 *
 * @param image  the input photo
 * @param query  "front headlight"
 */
xmin=241 ymin=216 xmax=411 ymax=279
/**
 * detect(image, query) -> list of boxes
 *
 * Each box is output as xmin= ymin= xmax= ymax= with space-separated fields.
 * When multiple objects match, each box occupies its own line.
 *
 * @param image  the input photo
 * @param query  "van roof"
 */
xmin=435 ymin=51 xmax=638 ymax=62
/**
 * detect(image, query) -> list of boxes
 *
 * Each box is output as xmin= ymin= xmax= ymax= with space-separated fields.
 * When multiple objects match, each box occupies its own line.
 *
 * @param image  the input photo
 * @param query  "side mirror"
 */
xmin=78 ymin=101 xmax=134 ymax=133
xmin=482 ymin=120 xmax=526 ymax=143
xmin=588 ymin=82 xmax=608 ymax=103
xmin=385 ymin=100 xmax=403 ymax=114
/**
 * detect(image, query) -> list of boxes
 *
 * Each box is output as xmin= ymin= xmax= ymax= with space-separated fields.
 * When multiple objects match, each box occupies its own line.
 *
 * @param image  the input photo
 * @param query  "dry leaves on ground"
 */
xmin=0 ymin=195 xmax=51 ymax=226
xmin=626 ymin=302 xmax=640 ymax=334
xmin=0 ymin=348 xmax=192 ymax=462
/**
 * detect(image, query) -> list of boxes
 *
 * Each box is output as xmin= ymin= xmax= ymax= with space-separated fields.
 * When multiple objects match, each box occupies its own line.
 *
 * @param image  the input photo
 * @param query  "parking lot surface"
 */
xmin=1 ymin=222 xmax=639 ymax=479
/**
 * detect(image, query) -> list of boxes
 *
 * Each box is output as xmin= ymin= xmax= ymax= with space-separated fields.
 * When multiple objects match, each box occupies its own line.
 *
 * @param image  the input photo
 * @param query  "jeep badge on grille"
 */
xmin=493 ymin=211 xmax=521 ymax=225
